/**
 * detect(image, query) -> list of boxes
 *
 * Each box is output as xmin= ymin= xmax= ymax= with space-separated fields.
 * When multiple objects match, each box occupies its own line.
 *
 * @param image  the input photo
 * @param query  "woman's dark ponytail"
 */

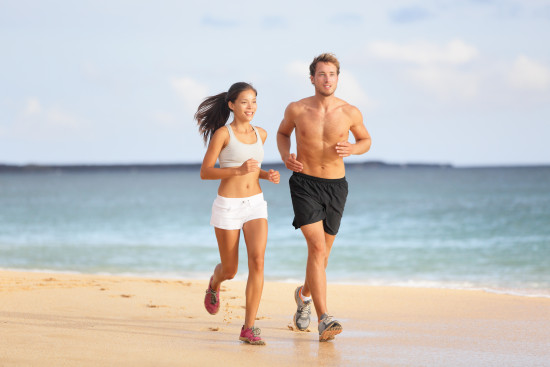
xmin=195 ymin=92 xmax=230 ymax=145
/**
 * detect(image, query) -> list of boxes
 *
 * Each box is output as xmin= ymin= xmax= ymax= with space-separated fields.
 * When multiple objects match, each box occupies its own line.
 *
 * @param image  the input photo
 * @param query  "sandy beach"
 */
xmin=1 ymin=270 xmax=549 ymax=366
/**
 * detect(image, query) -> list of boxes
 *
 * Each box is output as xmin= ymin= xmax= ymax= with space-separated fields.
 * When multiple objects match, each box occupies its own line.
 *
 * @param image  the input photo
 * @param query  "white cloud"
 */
xmin=21 ymin=98 xmax=81 ymax=128
xmin=285 ymin=61 xmax=310 ymax=78
xmin=0 ymin=97 xmax=88 ymax=149
xmin=23 ymin=98 xmax=42 ymax=117
xmin=337 ymin=70 xmax=376 ymax=109
xmin=408 ymin=67 xmax=478 ymax=99
xmin=1 ymin=98 xmax=86 ymax=141
xmin=153 ymin=111 xmax=178 ymax=127
xmin=367 ymin=39 xmax=480 ymax=99
xmin=47 ymin=108 xmax=80 ymax=128
xmin=508 ymin=55 xmax=550 ymax=91
xmin=368 ymin=39 xmax=478 ymax=66
xmin=171 ymin=77 xmax=209 ymax=113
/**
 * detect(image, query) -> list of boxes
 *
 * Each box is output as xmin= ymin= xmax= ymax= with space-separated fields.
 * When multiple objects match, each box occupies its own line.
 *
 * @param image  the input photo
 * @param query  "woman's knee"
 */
xmin=221 ymin=265 xmax=238 ymax=280
xmin=248 ymin=255 xmax=264 ymax=273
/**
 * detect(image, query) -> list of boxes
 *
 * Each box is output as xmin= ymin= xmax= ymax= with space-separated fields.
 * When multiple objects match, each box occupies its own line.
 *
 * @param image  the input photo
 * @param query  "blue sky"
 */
xmin=1 ymin=0 xmax=549 ymax=166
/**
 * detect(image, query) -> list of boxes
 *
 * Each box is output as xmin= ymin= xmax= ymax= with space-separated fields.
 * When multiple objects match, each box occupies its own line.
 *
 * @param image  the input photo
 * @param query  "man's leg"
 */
xmin=302 ymin=231 xmax=335 ymax=302
xmin=299 ymin=221 xmax=343 ymax=341
xmin=299 ymin=221 xmax=330 ymax=320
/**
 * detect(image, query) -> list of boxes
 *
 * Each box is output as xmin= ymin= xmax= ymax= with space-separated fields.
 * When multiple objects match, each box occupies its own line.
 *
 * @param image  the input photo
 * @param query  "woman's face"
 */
xmin=229 ymin=89 xmax=257 ymax=123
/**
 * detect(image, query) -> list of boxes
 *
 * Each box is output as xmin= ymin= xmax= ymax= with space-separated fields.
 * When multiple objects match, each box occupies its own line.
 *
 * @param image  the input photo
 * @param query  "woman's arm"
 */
xmin=259 ymin=168 xmax=280 ymax=184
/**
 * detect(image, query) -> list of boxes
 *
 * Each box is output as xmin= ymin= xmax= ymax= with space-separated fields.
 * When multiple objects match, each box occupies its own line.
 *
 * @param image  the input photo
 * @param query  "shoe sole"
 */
xmin=319 ymin=323 xmax=342 ymax=342
xmin=239 ymin=337 xmax=266 ymax=346
xmin=206 ymin=307 xmax=219 ymax=315
xmin=293 ymin=286 xmax=310 ymax=331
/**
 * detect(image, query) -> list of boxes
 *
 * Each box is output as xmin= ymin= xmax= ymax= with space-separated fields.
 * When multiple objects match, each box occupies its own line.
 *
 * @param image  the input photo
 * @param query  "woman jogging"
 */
xmin=195 ymin=82 xmax=279 ymax=345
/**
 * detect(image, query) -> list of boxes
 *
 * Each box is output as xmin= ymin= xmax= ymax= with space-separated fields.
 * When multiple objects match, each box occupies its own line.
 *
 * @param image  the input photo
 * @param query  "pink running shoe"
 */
xmin=204 ymin=276 xmax=220 ymax=315
xmin=239 ymin=326 xmax=266 ymax=345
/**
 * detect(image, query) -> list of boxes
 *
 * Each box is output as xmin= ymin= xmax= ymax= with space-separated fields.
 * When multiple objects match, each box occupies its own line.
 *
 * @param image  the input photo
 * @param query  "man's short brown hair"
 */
xmin=309 ymin=53 xmax=340 ymax=76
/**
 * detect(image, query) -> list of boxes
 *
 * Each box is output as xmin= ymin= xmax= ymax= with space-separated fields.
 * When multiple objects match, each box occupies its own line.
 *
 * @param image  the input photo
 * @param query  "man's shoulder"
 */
xmin=288 ymin=97 xmax=314 ymax=109
xmin=335 ymin=98 xmax=362 ymax=117
xmin=285 ymin=98 xmax=314 ymax=117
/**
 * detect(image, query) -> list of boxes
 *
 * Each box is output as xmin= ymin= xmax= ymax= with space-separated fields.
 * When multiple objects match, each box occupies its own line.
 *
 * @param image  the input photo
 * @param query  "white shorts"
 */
xmin=210 ymin=193 xmax=268 ymax=230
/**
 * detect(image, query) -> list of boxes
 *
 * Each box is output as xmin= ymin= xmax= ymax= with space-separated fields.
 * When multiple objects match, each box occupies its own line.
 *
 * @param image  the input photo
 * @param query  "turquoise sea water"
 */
xmin=1 ymin=165 xmax=549 ymax=297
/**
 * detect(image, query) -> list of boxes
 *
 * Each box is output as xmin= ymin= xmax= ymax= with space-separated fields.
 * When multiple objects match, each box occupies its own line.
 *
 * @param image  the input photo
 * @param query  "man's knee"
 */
xmin=307 ymin=240 xmax=327 ymax=258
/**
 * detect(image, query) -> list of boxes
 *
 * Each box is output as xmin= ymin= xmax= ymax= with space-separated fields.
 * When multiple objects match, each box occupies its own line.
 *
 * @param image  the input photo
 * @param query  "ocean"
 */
xmin=1 ymin=164 xmax=549 ymax=297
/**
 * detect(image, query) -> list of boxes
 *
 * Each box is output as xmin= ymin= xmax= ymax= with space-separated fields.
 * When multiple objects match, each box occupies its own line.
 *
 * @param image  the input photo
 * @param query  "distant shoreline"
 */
xmin=0 ymin=161 xmax=450 ymax=173
xmin=1 ymin=161 xmax=550 ymax=173
xmin=2 ymin=161 xmax=550 ymax=173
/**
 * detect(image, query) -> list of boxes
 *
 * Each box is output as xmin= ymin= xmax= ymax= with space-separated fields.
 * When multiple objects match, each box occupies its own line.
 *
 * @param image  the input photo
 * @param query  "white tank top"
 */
xmin=219 ymin=125 xmax=264 ymax=168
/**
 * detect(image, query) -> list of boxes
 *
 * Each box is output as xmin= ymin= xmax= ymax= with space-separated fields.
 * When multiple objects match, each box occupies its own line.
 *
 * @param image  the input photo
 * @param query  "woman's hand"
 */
xmin=238 ymin=159 xmax=260 ymax=175
xmin=268 ymin=169 xmax=280 ymax=184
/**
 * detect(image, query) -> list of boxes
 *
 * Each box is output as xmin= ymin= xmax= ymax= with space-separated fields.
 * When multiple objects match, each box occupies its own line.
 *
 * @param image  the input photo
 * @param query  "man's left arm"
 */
xmin=336 ymin=107 xmax=371 ymax=157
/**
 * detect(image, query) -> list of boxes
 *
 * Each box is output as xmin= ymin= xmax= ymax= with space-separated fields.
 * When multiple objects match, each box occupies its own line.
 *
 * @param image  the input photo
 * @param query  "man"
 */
xmin=277 ymin=53 xmax=371 ymax=341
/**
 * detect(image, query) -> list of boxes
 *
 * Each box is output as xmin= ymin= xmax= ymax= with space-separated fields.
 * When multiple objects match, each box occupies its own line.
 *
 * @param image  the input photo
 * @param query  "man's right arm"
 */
xmin=277 ymin=103 xmax=303 ymax=172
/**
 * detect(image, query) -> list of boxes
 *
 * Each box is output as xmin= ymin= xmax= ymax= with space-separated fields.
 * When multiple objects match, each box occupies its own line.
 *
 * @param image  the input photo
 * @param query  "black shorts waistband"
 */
xmin=292 ymin=172 xmax=346 ymax=184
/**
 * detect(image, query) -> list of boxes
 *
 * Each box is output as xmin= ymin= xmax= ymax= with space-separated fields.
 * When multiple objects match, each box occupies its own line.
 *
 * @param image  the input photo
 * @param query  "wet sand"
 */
xmin=1 ymin=270 xmax=549 ymax=366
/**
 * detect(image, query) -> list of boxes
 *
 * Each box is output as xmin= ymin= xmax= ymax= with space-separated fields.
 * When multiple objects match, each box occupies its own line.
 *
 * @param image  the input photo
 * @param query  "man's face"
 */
xmin=310 ymin=62 xmax=339 ymax=97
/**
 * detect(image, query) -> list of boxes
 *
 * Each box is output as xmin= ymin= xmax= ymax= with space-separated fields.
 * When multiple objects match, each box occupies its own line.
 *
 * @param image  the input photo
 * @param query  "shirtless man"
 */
xmin=277 ymin=53 xmax=371 ymax=341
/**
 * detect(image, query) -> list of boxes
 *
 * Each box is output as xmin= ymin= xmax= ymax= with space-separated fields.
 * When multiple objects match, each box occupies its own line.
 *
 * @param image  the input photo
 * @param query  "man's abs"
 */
xmin=296 ymin=150 xmax=345 ymax=179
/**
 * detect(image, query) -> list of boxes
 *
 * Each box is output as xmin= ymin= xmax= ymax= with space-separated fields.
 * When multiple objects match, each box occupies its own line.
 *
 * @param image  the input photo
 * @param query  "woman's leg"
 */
xmin=211 ymin=227 xmax=241 ymax=290
xmin=241 ymin=218 xmax=268 ymax=328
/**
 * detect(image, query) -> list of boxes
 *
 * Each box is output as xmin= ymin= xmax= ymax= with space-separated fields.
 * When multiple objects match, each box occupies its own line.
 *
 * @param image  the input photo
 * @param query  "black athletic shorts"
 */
xmin=289 ymin=172 xmax=348 ymax=235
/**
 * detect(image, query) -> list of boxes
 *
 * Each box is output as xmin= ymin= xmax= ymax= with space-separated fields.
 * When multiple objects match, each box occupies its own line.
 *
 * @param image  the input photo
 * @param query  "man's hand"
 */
xmin=336 ymin=141 xmax=353 ymax=157
xmin=284 ymin=153 xmax=303 ymax=172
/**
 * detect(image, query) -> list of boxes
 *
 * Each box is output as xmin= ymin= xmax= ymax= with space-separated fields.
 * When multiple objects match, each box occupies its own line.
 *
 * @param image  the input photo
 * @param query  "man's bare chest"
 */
xmin=296 ymin=113 xmax=350 ymax=141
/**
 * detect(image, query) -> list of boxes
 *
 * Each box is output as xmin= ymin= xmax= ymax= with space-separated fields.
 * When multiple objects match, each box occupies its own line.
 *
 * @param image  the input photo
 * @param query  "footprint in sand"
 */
xmin=287 ymin=323 xmax=311 ymax=332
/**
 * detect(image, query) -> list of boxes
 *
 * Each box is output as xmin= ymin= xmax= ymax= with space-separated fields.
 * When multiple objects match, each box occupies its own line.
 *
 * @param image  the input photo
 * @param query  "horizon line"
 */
xmin=1 ymin=160 xmax=550 ymax=171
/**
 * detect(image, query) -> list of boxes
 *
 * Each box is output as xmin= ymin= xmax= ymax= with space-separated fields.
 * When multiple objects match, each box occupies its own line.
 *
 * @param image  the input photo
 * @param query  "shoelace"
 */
xmin=298 ymin=301 xmax=311 ymax=318
xmin=206 ymin=288 xmax=217 ymax=304
xmin=251 ymin=327 xmax=261 ymax=336
xmin=321 ymin=314 xmax=334 ymax=325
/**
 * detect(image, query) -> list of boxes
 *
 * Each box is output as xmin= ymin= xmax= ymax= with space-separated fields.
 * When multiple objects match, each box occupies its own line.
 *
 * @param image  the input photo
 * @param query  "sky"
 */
xmin=1 ymin=0 xmax=549 ymax=167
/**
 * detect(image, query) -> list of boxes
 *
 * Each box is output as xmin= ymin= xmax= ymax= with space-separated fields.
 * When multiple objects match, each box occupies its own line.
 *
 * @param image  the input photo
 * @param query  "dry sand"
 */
xmin=1 ymin=270 xmax=549 ymax=366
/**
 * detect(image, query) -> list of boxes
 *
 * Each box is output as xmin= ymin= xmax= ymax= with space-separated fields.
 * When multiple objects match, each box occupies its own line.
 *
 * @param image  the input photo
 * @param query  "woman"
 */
xmin=195 ymin=82 xmax=280 ymax=345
